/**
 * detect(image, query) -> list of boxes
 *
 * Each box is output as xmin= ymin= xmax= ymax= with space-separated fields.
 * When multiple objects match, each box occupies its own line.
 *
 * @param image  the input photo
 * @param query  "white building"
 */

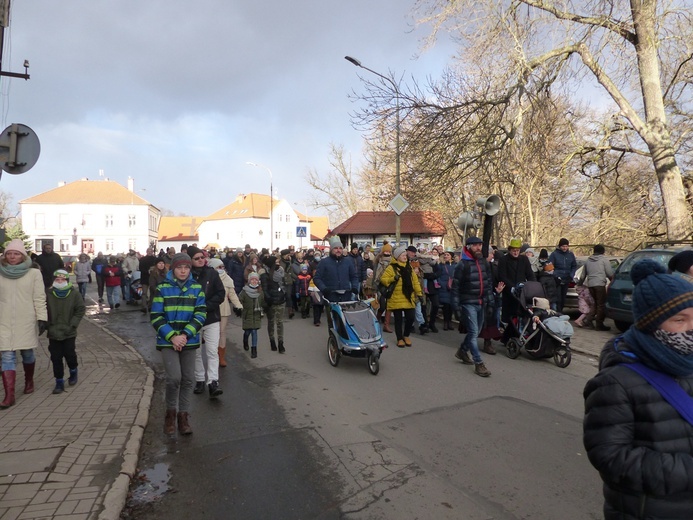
xmin=196 ymin=193 xmax=313 ymax=251
xmin=20 ymin=177 xmax=160 ymax=256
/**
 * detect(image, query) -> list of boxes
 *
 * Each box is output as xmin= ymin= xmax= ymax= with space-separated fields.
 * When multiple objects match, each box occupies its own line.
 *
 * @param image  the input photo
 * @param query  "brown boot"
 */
xmin=164 ymin=409 xmax=177 ymax=435
xmin=0 ymin=370 xmax=16 ymax=409
xmin=177 ymin=412 xmax=193 ymax=435
xmin=23 ymin=362 xmax=36 ymax=394
xmin=218 ymin=347 xmax=227 ymax=368
xmin=483 ymin=340 xmax=496 ymax=355
xmin=382 ymin=311 xmax=393 ymax=333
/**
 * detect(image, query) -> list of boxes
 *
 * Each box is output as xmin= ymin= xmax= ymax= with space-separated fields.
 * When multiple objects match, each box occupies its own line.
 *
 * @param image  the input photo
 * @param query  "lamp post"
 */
xmin=345 ymin=55 xmax=401 ymax=244
xmin=246 ymin=161 xmax=274 ymax=252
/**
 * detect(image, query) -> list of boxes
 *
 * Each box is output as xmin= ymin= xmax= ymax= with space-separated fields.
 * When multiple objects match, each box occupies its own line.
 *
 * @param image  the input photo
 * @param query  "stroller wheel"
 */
xmin=367 ymin=352 xmax=380 ymax=375
xmin=505 ymin=338 xmax=521 ymax=359
xmin=327 ymin=334 xmax=340 ymax=367
xmin=553 ymin=346 xmax=572 ymax=368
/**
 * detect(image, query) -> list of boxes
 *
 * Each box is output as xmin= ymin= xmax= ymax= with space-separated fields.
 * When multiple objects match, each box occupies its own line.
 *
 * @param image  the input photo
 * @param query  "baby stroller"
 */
xmin=504 ymin=281 xmax=572 ymax=368
xmin=325 ymin=297 xmax=386 ymax=375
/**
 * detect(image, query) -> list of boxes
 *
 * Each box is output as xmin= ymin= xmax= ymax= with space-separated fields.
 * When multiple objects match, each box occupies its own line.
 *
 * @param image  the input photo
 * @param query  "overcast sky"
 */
xmin=0 ymin=0 xmax=456 ymax=221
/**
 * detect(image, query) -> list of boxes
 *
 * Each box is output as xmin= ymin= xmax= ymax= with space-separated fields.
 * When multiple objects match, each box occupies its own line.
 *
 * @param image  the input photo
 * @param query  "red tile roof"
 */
xmin=331 ymin=211 xmax=446 ymax=236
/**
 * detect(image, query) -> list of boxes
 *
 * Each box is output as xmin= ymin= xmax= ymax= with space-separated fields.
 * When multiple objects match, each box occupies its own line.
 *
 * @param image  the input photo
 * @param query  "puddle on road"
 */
xmin=128 ymin=462 xmax=171 ymax=505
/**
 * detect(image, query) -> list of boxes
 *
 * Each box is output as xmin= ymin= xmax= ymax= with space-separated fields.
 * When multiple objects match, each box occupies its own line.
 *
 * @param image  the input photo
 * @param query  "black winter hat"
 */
xmin=558 ymin=238 xmax=569 ymax=247
xmin=668 ymin=250 xmax=693 ymax=275
xmin=186 ymin=246 xmax=202 ymax=259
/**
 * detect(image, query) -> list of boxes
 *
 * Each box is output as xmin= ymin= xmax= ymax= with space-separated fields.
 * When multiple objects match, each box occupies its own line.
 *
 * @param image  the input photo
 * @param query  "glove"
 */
xmin=233 ymin=307 xmax=242 ymax=317
xmin=38 ymin=320 xmax=48 ymax=336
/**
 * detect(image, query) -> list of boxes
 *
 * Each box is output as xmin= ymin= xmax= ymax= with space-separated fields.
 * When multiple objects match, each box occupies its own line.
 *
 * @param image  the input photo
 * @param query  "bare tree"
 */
xmin=406 ymin=0 xmax=693 ymax=239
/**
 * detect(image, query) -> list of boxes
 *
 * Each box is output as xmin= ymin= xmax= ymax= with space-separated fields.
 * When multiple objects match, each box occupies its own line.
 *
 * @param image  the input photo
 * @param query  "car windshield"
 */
xmin=617 ymin=251 xmax=673 ymax=274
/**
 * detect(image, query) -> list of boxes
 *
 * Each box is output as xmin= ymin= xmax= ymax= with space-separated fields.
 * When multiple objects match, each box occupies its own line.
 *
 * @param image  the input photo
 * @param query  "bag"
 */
xmin=623 ymin=362 xmax=693 ymax=426
xmin=379 ymin=274 xmax=400 ymax=299
xmin=95 ymin=263 xmax=103 ymax=275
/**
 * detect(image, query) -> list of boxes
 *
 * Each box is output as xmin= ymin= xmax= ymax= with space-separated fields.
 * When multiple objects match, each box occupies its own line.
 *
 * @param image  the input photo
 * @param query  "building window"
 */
xmin=105 ymin=215 xmax=114 ymax=228
xmin=128 ymin=239 xmax=137 ymax=251
xmin=105 ymin=240 xmax=114 ymax=252
xmin=279 ymin=214 xmax=283 ymax=222
xmin=286 ymin=214 xmax=291 ymax=222
xmin=81 ymin=214 xmax=91 ymax=228
xmin=275 ymin=231 xmax=281 ymax=240
xmin=35 ymin=214 xmax=45 ymax=230
xmin=59 ymin=239 xmax=70 ymax=252
xmin=129 ymin=214 xmax=136 ymax=228
xmin=59 ymin=214 xmax=69 ymax=230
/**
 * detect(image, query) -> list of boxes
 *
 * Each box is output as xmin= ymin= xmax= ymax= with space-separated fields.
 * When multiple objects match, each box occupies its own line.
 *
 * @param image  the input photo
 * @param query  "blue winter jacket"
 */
xmin=313 ymin=253 xmax=358 ymax=301
xmin=548 ymin=248 xmax=577 ymax=284
xmin=150 ymin=271 xmax=207 ymax=351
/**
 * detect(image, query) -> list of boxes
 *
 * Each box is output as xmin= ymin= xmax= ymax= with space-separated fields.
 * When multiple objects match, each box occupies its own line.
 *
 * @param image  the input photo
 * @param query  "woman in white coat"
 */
xmin=208 ymin=258 xmax=242 ymax=367
xmin=0 ymin=239 xmax=48 ymax=409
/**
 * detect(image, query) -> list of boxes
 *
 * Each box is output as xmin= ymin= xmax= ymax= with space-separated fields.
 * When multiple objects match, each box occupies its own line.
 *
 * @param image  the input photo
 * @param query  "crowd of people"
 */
xmin=4 ymin=235 xmax=693 ymax=518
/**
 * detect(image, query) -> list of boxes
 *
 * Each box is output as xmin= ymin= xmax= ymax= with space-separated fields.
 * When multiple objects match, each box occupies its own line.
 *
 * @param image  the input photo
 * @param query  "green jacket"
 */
xmin=46 ymin=286 xmax=86 ymax=340
xmin=239 ymin=287 xmax=264 ymax=330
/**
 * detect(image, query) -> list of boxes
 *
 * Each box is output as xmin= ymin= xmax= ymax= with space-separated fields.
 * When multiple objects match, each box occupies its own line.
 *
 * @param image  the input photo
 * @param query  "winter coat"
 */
xmin=297 ymin=273 xmax=312 ymax=297
xmin=46 ymin=285 xmax=85 ymax=340
xmin=103 ymin=264 xmax=122 ymax=287
xmin=583 ymin=254 xmax=614 ymax=288
xmin=138 ymin=254 xmax=159 ymax=285
xmin=122 ymin=254 xmax=139 ymax=275
xmin=36 ymin=252 xmax=64 ymax=288
xmin=0 ymin=265 xmax=47 ymax=351
xmin=313 ymin=254 xmax=358 ymax=301
xmin=498 ymin=253 xmax=536 ymax=322
xmin=576 ymin=284 xmax=594 ymax=315
xmin=379 ymin=258 xmax=422 ymax=310
xmin=150 ymin=270 xmax=207 ymax=350
xmin=548 ymin=248 xmax=577 ymax=284
xmin=435 ymin=261 xmax=457 ymax=305
xmin=218 ymin=270 xmax=241 ymax=318
xmin=191 ymin=266 xmax=226 ymax=325
xmin=227 ymin=255 xmax=246 ymax=294
xmin=583 ymin=339 xmax=693 ymax=519
xmin=347 ymin=252 xmax=366 ymax=282
xmin=451 ymin=248 xmax=493 ymax=307
xmin=239 ymin=286 xmax=265 ymax=330
xmin=92 ymin=255 xmax=108 ymax=277
xmin=149 ymin=266 xmax=168 ymax=293
xmin=261 ymin=267 xmax=287 ymax=306
xmin=74 ymin=260 xmax=92 ymax=283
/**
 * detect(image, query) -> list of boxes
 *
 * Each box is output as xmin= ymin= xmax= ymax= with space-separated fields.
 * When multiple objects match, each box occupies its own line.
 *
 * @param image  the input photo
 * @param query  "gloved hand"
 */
xmin=37 ymin=320 xmax=48 ymax=336
xmin=233 ymin=307 xmax=242 ymax=317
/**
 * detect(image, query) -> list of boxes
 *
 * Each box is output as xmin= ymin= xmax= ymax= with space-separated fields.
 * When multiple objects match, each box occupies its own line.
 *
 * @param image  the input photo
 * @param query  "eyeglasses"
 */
xmin=192 ymin=255 xmax=205 ymax=261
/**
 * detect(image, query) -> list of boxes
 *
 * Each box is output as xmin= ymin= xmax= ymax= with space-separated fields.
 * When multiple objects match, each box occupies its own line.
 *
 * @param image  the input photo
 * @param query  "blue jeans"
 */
xmin=415 ymin=301 xmax=425 ymax=326
xmin=243 ymin=329 xmax=258 ymax=347
xmin=460 ymin=303 xmax=484 ymax=364
xmin=1 ymin=349 xmax=36 ymax=371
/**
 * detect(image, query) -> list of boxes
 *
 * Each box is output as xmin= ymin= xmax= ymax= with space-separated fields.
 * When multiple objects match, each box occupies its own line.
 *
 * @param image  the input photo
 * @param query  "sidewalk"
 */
xmin=0 ymin=318 xmax=153 ymax=520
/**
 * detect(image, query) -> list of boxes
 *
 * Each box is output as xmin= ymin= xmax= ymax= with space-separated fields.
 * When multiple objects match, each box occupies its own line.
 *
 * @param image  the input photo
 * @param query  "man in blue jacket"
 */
xmin=314 ymin=237 xmax=358 ymax=303
xmin=452 ymin=236 xmax=493 ymax=377
xmin=548 ymin=238 xmax=577 ymax=313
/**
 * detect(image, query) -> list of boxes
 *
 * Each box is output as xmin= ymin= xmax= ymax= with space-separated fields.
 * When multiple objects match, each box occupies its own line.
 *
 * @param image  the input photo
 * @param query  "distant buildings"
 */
xmin=18 ymin=179 xmax=329 ymax=255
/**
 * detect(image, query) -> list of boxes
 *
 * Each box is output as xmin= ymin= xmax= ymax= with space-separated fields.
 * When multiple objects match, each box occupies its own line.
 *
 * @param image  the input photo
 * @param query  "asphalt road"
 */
xmin=84 ymin=289 xmax=606 ymax=520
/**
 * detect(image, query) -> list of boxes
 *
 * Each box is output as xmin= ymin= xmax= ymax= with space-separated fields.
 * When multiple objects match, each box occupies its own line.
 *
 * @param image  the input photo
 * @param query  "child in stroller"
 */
xmin=504 ymin=281 xmax=573 ymax=367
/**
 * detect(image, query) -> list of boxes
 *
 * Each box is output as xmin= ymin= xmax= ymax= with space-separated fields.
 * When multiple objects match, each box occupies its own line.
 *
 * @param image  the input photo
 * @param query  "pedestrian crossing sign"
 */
xmin=296 ymin=226 xmax=307 ymax=237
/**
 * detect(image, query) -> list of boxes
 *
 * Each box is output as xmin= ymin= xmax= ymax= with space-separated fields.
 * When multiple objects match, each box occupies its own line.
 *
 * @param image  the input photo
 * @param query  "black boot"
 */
xmin=208 ymin=380 xmax=223 ymax=398
xmin=52 ymin=379 xmax=65 ymax=395
xmin=278 ymin=340 xmax=285 ymax=353
xmin=193 ymin=381 xmax=205 ymax=394
xmin=419 ymin=324 xmax=428 ymax=335
xmin=429 ymin=321 xmax=439 ymax=333
xmin=251 ymin=347 xmax=257 ymax=359
xmin=270 ymin=338 xmax=277 ymax=351
xmin=68 ymin=368 xmax=78 ymax=386
xmin=243 ymin=334 xmax=249 ymax=351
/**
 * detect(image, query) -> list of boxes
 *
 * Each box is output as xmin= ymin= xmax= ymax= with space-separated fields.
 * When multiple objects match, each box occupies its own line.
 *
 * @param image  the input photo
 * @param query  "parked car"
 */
xmin=563 ymin=256 xmax=622 ymax=310
xmin=606 ymin=246 xmax=693 ymax=332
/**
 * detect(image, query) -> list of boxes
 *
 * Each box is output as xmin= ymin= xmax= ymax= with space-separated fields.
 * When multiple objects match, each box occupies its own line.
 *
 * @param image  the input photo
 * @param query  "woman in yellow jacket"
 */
xmin=379 ymin=246 xmax=422 ymax=347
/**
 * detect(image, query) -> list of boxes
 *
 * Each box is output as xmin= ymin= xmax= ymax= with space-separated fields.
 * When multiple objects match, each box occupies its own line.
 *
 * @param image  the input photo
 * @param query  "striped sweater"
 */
xmin=150 ymin=271 xmax=207 ymax=350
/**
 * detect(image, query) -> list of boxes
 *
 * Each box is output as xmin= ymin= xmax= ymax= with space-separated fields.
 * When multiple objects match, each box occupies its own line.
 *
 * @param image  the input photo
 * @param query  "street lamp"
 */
xmin=345 ymin=55 xmax=402 ymax=243
xmin=246 ymin=161 xmax=274 ymax=252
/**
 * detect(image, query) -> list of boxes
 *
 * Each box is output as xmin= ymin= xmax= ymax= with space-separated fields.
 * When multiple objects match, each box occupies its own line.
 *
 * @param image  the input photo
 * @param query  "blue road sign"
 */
xmin=296 ymin=226 xmax=307 ymax=238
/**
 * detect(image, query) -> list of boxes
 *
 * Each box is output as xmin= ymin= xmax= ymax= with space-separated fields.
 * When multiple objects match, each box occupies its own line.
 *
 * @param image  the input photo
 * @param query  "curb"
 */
xmin=82 ymin=317 xmax=155 ymax=520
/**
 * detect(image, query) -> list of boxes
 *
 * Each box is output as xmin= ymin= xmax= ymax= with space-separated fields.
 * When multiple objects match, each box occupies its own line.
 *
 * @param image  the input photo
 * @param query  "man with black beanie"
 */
xmin=187 ymin=246 xmax=227 ymax=398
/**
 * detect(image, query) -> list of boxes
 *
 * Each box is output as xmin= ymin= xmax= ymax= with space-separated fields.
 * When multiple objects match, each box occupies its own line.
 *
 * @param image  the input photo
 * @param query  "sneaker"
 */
xmin=455 ymin=348 xmax=473 ymax=365
xmin=208 ymin=381 xmax=223 ymax=398
xmin=193 ymin=381 xmax=205 ymax=394
xmin=475 ymin=363 xmax=491 ymax=377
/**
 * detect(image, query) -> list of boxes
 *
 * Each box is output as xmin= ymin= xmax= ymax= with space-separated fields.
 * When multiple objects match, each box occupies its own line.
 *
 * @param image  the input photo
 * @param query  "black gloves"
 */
xmin=233 ymin=307 xmax=242 ymax=317
xmin=38 ymin=320 xmax=48 ymax=336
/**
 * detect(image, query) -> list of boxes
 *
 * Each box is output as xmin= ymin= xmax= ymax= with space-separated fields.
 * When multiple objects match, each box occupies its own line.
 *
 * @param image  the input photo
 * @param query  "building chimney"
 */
xmin=127 ymin=176 xmax=134 ymax=192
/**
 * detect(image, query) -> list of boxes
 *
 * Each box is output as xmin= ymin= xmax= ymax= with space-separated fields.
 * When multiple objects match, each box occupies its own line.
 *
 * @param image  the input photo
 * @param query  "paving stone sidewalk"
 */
xmin=0 ymin=318 xmax=153 ymax=520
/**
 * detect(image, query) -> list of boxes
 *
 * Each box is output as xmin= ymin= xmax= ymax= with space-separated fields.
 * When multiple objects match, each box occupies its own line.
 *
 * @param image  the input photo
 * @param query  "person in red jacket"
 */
xmin=102 ymin=256 xmax=122 ymax=309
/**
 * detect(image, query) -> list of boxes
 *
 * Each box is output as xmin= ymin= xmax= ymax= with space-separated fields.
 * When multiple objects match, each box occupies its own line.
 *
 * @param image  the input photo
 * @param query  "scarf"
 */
xmin=243 ymin=285 xmax=261 ymax=299
xmin=393 ymin=262 xmax=414 ymax=302
xmin=622 ymin=327 xmax=693 ymax=377
xmin=0 ymin=256 xmax=33 ymax=279
xmin=273 ymin=266 xmax=284 ymax=284
xmin=51 ymin=286 xmax=74 ymax=298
